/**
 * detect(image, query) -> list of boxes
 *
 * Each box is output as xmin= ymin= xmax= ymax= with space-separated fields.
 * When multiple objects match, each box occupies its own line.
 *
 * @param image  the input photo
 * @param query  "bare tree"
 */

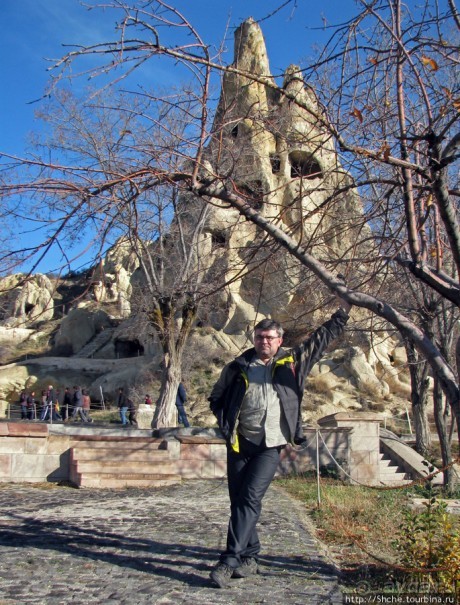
xmin=1 ymin=0 xmax=459 ymax=482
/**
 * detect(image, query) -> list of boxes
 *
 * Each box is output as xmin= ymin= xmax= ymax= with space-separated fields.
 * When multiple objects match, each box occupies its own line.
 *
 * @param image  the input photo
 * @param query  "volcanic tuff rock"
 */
xmin=0 ymin=19 xmax=412 ymax=422
xmin=189 ymin=18 xmax=368 ymax=335
xmin=0 ymin=274 xmax=55 ymax=327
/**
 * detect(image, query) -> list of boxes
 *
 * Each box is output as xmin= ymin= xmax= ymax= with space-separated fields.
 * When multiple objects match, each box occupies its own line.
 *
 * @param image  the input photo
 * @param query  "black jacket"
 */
xmin=209 ymin=309 xmax=349 ymax=447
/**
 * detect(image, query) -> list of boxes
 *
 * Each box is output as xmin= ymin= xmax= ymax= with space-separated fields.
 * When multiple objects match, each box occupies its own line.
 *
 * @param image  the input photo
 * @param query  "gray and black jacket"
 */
xmin=209 ymin=308 xmax=349 ymax=449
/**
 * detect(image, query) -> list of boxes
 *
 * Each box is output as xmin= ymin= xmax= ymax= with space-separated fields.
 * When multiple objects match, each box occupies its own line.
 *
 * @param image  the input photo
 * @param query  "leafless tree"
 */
xmin=0 ymin=0 xmax=459 ymax=483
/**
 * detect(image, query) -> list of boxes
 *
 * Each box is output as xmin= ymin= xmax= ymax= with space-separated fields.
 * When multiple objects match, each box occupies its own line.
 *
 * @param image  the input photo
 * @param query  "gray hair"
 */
xmin=254 ymin=319 xmax=284 ymax=338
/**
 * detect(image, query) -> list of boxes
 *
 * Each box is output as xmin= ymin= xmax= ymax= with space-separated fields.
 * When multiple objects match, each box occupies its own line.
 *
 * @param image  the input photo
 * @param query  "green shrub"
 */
xmin=393 ymin=493 xmax=460 ymax=598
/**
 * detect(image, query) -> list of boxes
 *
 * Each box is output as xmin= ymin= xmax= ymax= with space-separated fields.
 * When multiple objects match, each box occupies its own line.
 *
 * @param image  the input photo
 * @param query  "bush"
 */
xmin=393 ymin=492 xmax=460 ymax=598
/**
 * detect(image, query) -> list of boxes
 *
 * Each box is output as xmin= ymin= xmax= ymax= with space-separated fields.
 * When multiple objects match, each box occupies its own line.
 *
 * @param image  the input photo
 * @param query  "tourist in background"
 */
xmin=26 ymin=391 xmax=36 ymax=420
xmin=72 ymin=385 xmax=88 ymax=423
xmin=127 ymin=397 xmax=137 ymax=426
xmin=117 ymin=387 xmax=128 ymax=426
xmin=176 ymin=383 xmax=190 ymax=428
xmin=19 ymin=390 xmax=27 ymax=420
xmin=62 ymin=387 xmax=73 ymax=422
xmin=82 ymin=389 xmax=93 ymax=423
xmin=41 ymin=385 xmax=56 ymax=421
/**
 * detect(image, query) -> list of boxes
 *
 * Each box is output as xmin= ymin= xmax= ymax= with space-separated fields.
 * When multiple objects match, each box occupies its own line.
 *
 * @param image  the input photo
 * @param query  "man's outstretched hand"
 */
xmin=336 ymin=296 xmax=352 ymax=314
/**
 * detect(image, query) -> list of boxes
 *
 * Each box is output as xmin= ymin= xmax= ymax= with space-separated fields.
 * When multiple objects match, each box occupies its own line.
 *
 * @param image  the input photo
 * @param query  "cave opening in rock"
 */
xmin=114 ymin=339 xmax=144 ymax=358
xmin=289 ymin=151 xmax=322 ymax=179
xmin=24 ymin=303 xmax=35 ymax=316
xmin=270 ymin=153 xmax=281 ymax=174
xmin=211 ymin=229 xmax=229 ymax=249
xmin=236 ymin=180 xmax=264 ymax=210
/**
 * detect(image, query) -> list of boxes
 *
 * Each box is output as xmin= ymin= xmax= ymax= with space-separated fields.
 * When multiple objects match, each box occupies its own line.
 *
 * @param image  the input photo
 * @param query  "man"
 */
xmin=71 ymin=386 xmax=87 ymax=423
xmin=127 ymin=396 xmax=137 ymax=426
xmin=117 ymin=387 xmax=128 ymax=426
xmin=176 ymin=383 xmax=190 ymax=427
xmin=26 ymin=391 xmax=36 ymax=421
xmin=208 ymin=299 xmax=351 ymax=588
xmin=62 ymin=387 xmax=73 ymax=422
xmin=19 ymin=390 xmax=28 ymax=420
xmin=41 ymin=385 xmax=55 ymax=421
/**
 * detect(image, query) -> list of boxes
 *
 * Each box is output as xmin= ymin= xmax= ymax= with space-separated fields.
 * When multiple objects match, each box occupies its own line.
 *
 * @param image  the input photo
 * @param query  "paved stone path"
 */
xmin=0 ymin=480 xmax=343 ymax=605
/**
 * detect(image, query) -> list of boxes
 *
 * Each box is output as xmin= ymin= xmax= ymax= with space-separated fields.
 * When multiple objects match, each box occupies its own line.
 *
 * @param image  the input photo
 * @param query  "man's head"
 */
xmin=253 ymin=319 xmax=284 ymax=362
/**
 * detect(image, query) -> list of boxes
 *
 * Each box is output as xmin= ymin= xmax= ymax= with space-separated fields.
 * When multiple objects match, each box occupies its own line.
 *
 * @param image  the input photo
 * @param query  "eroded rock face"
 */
xmin=191 ymin=18 xmax=367 ymax=334
xmin=54 ymin=305 xmax=112 ymax=356
xmin=0 ymin=19 xmax=413 ymax=423
xmin=91 ymin=238 xmax=139 ymax=318
xmin=0 ymin=274 xmax=55 ymax=327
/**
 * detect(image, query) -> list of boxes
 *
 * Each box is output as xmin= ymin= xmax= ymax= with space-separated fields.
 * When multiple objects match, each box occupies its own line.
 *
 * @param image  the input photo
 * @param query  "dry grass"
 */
xmin=276 ymin=476 xmax=405 ymax=568
xmin=275 ymin=475 xmax=460 ymax=592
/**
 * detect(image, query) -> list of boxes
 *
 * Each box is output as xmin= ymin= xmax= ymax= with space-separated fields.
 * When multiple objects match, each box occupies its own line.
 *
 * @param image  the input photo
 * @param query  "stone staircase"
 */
xmin=74 ymin=328 xmax=115 ymax=358
xmin=378 ymin=451 xmax=412 ymax=486
xmin=69 ymin=436 xmax=182 ymax=488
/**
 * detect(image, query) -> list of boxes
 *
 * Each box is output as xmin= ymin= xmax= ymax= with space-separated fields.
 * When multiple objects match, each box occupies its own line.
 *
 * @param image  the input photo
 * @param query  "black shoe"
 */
xmin=210 ymin=562 xmax=234 ymax=588
xmin=232 ymin=558 xmax=259 ymax=578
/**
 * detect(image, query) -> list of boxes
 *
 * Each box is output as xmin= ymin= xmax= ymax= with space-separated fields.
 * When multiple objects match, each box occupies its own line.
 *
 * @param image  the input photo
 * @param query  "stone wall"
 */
xmin=0 ymin=413 xmax=382 ymax=485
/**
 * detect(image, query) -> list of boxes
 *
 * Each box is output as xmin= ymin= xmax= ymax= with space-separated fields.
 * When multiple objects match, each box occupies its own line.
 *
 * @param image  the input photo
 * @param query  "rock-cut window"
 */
xmin=270 ymin=154 xmax=281 ymax=174
xmin=237 ymin=181 xmax=264 ymax=210
xmin=289 ymin=151 xmax=322 ymax=179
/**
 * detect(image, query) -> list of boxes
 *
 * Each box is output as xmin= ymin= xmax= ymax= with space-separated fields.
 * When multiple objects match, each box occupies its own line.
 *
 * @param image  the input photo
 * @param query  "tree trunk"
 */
xmin=151 ymin=295 xmax=197 ymax=428
xmin=405 ymin=340 xmax=432 ymax=456
xmin=153 ymin=356 xmax=181 ymax=428
xmin=433 ymin=378 xmax=456 ymax=492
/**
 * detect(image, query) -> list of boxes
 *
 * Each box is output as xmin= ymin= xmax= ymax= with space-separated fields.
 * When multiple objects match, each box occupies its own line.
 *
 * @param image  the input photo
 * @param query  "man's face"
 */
xmin=254 ymin=329 xmax=283 ymax=361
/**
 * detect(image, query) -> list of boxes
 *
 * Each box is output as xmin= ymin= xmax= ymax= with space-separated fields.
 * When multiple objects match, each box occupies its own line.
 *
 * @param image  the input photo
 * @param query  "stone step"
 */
xmin=75 ymin=473 xmax=181 ymax=489
xmin=74 ymin=329 xmax=115 ymax=358
xmin=380 ymin=478 xmax=413 ymax=487
xmin=72 ymin=442 xmax=169 ymax=450
xmin=71 ymin=447 xmax=172 ymax=462
xmin=70 ymin=439 xmax=167 ymax=450
xmin=69 ymin=436 xmax=180 ymax=488
xmin=71 ymin=448 xmax=169 ymax=464
xmin=71 ymin=459 xmax=178 ymax=473
xmin=379 ymin=453 xmax=411 ymax=485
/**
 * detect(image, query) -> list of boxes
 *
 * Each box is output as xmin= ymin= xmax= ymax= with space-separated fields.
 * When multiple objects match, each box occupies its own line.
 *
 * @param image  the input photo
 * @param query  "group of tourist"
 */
xmin=18 ymin=385 xmax=93 ymax=423
xmin=17 ymin=380 xmax=192 ymax=428
xmin=114 ymin=382 xmax=190 ymax=428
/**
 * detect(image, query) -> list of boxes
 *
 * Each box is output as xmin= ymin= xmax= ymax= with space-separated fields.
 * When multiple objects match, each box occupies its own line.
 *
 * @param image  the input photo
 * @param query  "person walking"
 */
xmin=62 ymin=387 xmax=73 ymax=422
xmin=127 ymin=397 xmax=137 ymax=426
xmin=26 ymin=391 xmax=36 ymax=421
xmin=175 ymin=383 xmax=190 ymax=427
xmin=41 ymin=385 xmax=56 ymax=421
xmin=82 ymin=389 xmax=93 ymax=423
xmin=71 ymin=386 xmax=87 ymax=423
xmin=208 ymin=299 xmax=351 ymax=588
xmin=19 ymin=390 xmax=28 ymax=420
xmin=117 ymin=387 xmax=128 ymax=426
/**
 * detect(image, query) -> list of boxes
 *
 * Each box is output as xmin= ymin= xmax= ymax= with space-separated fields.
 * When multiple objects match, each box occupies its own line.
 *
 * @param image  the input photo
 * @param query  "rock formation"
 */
xmin=0 ymin=18 xmax=413 ymax=425
xmin=186 ymin=18 xmax=367 ymax=335
xmin=90 ymin=238 xmax=140 ymax=318
xmin=0 ymin=274 xmax=55 ymax=327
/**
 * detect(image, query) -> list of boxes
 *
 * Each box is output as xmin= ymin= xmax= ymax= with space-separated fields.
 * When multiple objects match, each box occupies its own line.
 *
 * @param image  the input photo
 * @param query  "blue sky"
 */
xmin=1 ymin=0 xmax=360 ymax=158
xmin=0 ymin=0 xmax=362 ymax=274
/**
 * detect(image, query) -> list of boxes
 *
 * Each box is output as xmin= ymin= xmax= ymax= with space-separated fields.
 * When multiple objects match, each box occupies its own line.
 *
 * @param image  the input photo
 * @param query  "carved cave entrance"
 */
xmin=115 ymin=339 xmax=144 ymax=358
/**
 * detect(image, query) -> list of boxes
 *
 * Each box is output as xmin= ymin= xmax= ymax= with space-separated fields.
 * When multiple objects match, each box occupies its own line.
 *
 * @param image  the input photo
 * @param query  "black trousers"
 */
xmin=220 ymin=434 xmax=282 ymax=568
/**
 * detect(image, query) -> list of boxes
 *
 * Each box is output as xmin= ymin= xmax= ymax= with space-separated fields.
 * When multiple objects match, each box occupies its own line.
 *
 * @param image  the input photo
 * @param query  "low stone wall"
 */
xmin=0 ymin=422 xmax=70 ymax=483
xmin=0 ymin=412 xmax=383 ymax=485
xmin=318 ymin=412 xmax=382 ymax=485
